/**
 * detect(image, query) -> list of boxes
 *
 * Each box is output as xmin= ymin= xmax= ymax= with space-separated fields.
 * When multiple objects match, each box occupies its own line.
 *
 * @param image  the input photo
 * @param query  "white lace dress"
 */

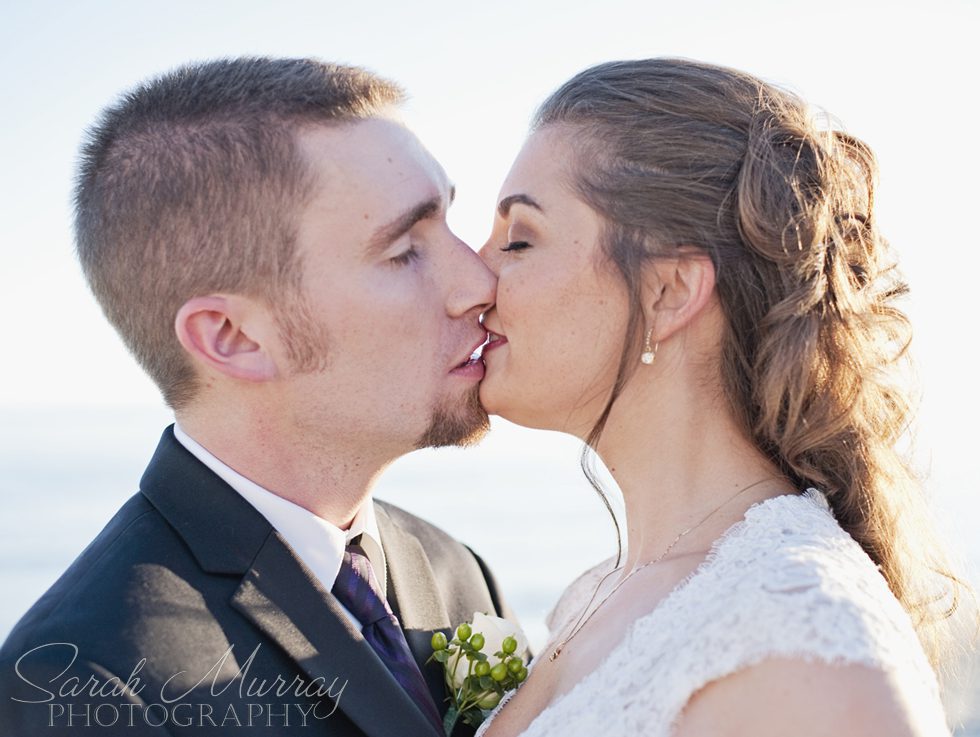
xmin=476 ymin=489 xmax=948 ymax=736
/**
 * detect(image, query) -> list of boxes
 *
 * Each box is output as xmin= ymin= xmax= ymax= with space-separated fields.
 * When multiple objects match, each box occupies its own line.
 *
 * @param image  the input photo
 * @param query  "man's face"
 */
xmin=275 ymin=118 xmax=495 ymax=453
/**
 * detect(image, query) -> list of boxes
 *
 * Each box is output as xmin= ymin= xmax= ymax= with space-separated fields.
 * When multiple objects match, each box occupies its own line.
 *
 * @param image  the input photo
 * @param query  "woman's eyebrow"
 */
xmin=497 ymin=193 xmax=543 ymax=219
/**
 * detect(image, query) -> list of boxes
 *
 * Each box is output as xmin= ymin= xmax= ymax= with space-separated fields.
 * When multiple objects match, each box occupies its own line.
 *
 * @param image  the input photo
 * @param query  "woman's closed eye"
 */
xmin=501 ymin=241 xmax=532 ymax=252
xmin=389 ymin=245 xmax=420 ymax=266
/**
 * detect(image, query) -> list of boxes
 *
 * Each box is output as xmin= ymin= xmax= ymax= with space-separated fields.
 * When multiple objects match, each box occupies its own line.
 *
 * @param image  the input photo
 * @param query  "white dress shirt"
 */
xmin=173 ymin=424 xmax=387 ymax=628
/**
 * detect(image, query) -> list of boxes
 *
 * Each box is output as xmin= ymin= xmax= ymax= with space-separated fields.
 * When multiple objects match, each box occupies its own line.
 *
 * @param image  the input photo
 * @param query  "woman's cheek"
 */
xmin=496 ymin=270 xmax=528 ymax=335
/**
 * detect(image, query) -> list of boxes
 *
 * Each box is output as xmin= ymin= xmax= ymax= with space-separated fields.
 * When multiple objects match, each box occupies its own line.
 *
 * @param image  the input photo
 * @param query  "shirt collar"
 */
xmin=172 ymin=423 xmax=386 ymax=596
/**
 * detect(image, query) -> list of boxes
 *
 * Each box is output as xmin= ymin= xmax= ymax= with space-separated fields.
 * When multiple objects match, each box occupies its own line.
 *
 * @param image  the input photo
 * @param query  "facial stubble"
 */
xmin=275 ymin=286 xmax=489 ymax=449
xmin=414 ymin=382 xmax=490 ymax=450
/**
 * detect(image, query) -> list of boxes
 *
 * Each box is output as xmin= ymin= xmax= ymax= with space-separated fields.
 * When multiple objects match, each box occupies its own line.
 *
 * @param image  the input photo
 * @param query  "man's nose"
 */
xmin=447 ymin=239 xmax=497 ymax=318
xmin=476 ymin=238 xmax=499 ymax=274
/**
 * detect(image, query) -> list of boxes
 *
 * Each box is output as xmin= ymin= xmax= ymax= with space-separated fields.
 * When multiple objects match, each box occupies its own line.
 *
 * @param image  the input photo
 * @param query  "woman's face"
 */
xmin=478 ymin=127 xmax=631 ymax=435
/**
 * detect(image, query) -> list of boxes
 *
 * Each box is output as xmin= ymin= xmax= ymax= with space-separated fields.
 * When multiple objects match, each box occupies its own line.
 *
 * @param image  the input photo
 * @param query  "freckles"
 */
xmin=496 ymin=275 xmax=525 ymax=312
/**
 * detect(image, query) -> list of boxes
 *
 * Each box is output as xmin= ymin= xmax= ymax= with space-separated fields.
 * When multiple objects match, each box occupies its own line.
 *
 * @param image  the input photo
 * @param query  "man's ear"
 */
xmin=175 ymin=296 xmax=279 ymax=382
xmin=642 ymin=248 xmax=717 ymax=343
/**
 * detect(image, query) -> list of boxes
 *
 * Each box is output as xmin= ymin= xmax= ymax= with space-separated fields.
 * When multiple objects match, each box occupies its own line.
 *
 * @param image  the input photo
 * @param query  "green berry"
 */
xmin=490 ymin=663 xmax=508 ymax=682
xmin=431 ymin=632 xmax=448 ymax=651
xmin=474 ymin=661 xmax=491 ymax=677
xmin=508 ymin=658 xmax=522 ymax=674
xmin=456 ymin=623 xmax=472 ymax=641
xmin=517 ymin=666 xmax=528 ymax=682
xmin=502 ymin=636 xmax=518 ymax=654
xmin=470 ymin=633 xmax=485 ymax=651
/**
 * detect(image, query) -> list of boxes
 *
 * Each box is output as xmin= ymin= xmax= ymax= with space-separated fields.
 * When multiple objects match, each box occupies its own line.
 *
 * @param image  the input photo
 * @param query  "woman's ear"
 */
xmin=642 ymin=248 xmax=717 ymax=343
xmin=175 ymin=295 xmax=279 ymax=382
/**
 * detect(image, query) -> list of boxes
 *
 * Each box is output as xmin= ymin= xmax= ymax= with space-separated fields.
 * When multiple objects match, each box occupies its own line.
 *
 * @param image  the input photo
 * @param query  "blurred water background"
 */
xmin=0 ymin=404 xmax=976 ymax=731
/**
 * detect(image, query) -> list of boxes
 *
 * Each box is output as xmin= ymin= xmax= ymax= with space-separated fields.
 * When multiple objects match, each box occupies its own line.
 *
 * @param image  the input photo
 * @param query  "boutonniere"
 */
xmin=428 ymin=612 xmax=529 ymax=735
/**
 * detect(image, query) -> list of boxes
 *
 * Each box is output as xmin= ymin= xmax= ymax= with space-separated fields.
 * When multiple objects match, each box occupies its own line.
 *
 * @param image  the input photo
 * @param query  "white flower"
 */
xmin=451 ymin=612 xmax=528 ymax=690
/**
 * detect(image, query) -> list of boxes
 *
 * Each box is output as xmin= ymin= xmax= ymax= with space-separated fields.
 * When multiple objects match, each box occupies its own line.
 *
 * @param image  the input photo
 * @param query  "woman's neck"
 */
xmin=594 ymin=374 xmax=791 ymax=572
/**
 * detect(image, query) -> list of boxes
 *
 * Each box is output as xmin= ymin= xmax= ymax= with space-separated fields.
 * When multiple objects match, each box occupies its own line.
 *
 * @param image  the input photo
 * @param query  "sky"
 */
xmin=1 ymin=1 xmax=977 ymax=505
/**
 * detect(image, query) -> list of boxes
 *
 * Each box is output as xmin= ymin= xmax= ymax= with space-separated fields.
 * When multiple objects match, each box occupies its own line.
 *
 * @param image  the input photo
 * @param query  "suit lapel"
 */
xmin=230 ymin=532 xmax=442 ymax=737
xmin=140 ymin=427 xmax=442 ymax=737
xmin=375 ymin=503 xmax=454 ymax=714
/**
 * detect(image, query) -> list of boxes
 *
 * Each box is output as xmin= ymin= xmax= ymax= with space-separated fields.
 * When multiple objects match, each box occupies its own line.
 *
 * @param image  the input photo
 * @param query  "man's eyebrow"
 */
xmin=367 ymin=189 xmax=452 ymax=256
xmin=497 ymin=193 xmax=543 ymax=219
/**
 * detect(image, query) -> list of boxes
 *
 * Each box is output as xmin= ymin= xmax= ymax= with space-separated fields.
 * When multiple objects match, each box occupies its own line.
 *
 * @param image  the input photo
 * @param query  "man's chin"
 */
xmin=414 ymin=385 xmax=490 ymax=450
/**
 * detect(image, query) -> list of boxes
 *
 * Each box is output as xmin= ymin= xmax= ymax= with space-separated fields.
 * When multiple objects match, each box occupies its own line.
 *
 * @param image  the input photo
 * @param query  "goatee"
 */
xmin=415 ymin=384 xmax=490 ymax=449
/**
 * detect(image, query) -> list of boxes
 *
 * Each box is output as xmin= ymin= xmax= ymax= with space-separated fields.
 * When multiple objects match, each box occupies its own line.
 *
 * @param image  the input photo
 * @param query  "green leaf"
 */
xmin=479 ymin=675 xmax=494 ymax=690
xmin=433 ymin=649 xmax=450 ymax=663
xmin=442 ymin=705 xmax=460 ymax=736
xmin=460 ymin=707 xmax=486 ymax=728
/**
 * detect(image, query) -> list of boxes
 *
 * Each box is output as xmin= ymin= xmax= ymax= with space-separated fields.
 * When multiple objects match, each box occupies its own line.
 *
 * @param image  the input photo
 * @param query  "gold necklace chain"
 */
xmin=549 ymin=477 xmax=779 ymax=661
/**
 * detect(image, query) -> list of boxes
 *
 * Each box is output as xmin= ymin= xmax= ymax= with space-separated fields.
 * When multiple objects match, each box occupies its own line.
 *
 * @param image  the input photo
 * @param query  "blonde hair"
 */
xmin=536 ymin=58 xmax=970 ymax=670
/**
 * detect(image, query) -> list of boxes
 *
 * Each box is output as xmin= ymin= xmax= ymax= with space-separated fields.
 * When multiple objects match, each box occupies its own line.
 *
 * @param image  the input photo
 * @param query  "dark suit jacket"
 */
xmin=0 ymin=426 xmax=515 ymax=736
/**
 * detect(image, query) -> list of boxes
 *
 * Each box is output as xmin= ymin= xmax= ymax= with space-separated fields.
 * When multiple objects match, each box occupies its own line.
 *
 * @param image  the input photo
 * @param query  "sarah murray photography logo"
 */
xmin=9 ymin=642 xmax=348 ymax=728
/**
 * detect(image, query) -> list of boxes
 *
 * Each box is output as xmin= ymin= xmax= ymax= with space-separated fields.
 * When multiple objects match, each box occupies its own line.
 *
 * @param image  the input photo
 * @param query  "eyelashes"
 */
xmin=389 ymin=245 xmax=420 ymax=266
xmin=501 ymin=241 xmax=531 ymax=252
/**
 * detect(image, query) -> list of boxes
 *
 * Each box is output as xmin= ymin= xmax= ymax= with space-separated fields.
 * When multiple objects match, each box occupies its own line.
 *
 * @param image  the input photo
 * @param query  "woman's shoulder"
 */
xmin=710 ymin=489 xmax=890 ymax=591
xmin=703 ymin=490 xmax=919 ymax=650
xmin=619 ymin=490 xmax=946 ymax=733
xmin=733 ymin=490 xmax=903 ymax=594
xmin=664 ymin=489 xmax=941 ymax=695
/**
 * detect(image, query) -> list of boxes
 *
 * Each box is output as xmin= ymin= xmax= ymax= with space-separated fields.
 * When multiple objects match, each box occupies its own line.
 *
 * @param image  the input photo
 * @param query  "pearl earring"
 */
xmin=641 ymin=329 xmax=658 ymax=365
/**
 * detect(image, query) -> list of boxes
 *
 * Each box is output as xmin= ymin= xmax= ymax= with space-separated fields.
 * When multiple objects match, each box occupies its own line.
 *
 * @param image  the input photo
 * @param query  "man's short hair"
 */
xmin=74 ymin=57 xmax=405 ymax=408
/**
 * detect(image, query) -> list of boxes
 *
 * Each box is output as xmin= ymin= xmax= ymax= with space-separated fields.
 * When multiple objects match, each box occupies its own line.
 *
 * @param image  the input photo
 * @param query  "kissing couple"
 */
xmin=0 ymin=57 xmax=961 ymax=736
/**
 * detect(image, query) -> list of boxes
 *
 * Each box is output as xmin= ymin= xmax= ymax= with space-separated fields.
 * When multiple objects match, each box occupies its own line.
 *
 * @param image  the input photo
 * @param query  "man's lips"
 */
xmin=451 ymin=334 xmax=490 ymax=371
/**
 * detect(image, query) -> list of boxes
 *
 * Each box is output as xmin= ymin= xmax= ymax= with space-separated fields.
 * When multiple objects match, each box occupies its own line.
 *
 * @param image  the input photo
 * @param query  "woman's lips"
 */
xmin=483 ymin=331 xmax=508 ymax=355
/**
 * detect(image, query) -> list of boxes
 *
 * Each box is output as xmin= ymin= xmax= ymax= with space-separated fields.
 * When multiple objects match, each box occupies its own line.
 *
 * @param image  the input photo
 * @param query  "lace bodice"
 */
xmin=476 ymin=490 xmax=948 ymax=736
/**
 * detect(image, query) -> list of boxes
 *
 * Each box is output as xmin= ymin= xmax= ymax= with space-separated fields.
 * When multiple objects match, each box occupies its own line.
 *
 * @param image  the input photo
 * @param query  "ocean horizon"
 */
xmin=2 ymin=404 xmax=976 ymax=731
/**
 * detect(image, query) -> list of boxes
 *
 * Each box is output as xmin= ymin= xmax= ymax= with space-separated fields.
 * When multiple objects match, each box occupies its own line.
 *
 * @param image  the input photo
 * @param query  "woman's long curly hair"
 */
xmin=535 ymin=58 xmax=969 ymax=671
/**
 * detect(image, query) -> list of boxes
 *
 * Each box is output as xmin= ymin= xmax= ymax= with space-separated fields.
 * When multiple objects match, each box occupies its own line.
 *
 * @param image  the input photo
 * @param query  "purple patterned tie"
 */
xmin=331 ymin=539 xmax=443 ymax=733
